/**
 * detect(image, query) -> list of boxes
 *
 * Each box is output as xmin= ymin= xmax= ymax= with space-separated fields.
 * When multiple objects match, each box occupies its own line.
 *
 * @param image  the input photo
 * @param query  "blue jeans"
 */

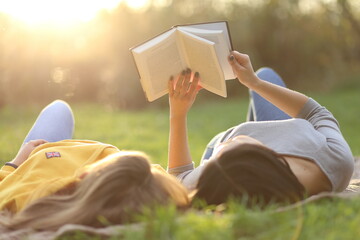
xmin=200 ymin=67 xmax=290 ymax=162
xmin=23 ymin=100 xmax=74 ymax=144
xmin=247 ymin=67 xmax=290 ymax=121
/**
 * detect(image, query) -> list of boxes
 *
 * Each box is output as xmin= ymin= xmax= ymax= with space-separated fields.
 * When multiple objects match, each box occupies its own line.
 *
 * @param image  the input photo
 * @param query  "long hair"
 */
xmin=193 ymin=144 xmax=305 ymax=207
xmin=3 ymin=151 xmax=189 ymax=230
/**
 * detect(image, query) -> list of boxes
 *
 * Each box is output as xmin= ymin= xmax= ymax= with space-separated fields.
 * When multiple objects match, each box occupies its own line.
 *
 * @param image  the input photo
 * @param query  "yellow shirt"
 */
xmin=0 ymin=140 xmax=120 ymax=213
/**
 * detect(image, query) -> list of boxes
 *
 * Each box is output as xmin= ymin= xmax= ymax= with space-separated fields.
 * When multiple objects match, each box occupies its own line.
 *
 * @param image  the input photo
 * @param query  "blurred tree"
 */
xmin=0 ymin=0 xmax=359 ymax=109
xmin=337 ymin=0 xmax=360 ymax=41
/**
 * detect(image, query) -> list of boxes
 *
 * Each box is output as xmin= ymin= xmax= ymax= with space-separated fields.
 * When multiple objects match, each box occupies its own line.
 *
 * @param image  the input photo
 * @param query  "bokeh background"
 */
xmin=0 ymin=0 xmax=359 ymax=109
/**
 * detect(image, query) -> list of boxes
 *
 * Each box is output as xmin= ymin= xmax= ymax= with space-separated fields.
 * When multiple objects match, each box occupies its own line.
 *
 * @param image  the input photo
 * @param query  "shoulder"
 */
xmin=180 ymin=165 xmax=205 ymax=191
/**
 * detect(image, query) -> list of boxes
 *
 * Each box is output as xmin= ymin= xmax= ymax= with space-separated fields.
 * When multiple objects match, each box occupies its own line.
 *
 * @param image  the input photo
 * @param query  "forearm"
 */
xmin=9 ymin=139 xmax=48 ymax=168
xmin=250 ymin=76 xmax=309 ymax=117
xmin=168 ymin=115 xmax=193 ymax=169
xmin=229 ymin=51 xmax=309 ymax=117
xmin=167 ymin=69 xmax=200 ymax=169
xmin=10 ymin=158 xmax=22 ymax=167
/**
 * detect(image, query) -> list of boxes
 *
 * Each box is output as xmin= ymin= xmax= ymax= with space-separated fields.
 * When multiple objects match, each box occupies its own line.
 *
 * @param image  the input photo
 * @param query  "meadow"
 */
xmin=0 ymin=85 xmax=359 ymax=239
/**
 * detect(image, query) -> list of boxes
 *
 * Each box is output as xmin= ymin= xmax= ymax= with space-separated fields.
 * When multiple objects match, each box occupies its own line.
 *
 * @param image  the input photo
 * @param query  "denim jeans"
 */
xmin=23 ymin=100 xmax=74 ymax=144
xmin=247 ymin=67 xmax=290 ymax=121
xmin=200 ymin=67 xmax=291 ymax=162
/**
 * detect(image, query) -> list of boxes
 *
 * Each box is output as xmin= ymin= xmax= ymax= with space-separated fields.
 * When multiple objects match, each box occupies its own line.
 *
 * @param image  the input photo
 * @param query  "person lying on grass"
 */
xmin=167 ymin=51 xmax=354 ymax=207
xmin=0 ymin=100 xmax=189 ymax=231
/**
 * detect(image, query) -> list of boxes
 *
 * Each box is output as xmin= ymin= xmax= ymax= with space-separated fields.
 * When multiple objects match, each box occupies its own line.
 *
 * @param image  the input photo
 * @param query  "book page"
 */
xmin=178 ymin=27 xmax=235 ymax=80
xmin=132 ymin=29 xmax=186 ymax=101
xmin=177 ymin=21 xmax=232 ymax=51
xmin=178 ymin=31 xmax=227 ymax=98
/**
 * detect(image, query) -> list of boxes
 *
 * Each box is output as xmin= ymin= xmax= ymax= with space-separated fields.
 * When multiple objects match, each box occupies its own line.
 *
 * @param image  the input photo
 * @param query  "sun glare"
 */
xmin=125 ymin=0 xmax=150 ymax=10
xmin=0 ymin=0 xmax=148 ymax=26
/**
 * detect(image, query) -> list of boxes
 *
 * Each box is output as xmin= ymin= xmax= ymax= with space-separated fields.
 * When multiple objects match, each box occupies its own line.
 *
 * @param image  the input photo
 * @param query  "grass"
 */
xmin=1 ymin=87 xmax=359 ymax=166
xmin=0 ymin=94 xmax=249 ymax=167
xmin=1 ymin=86 xmax=360 ymax=239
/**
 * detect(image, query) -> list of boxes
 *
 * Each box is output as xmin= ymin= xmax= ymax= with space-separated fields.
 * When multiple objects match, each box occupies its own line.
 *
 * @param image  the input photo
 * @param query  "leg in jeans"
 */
xmin=23 ymin=100 xmax=75 ymax=144
xmin=247 ymin=67 xmax=291 ymax=121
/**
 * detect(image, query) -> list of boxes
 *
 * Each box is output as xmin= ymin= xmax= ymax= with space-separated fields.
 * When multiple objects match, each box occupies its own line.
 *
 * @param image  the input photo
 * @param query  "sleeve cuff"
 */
xmin=167 ymin=162 xmax=195 ymax=176
xmin=4 ymin=162 xmax=18 ymax=169
xmin=296 ymin=98 xmax=319 ymax=119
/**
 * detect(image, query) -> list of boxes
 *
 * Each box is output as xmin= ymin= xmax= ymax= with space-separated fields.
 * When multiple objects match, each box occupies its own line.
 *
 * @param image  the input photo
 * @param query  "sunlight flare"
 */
xmin=124 ymin=0 xmax=150 ymax=10
xmin=0 ymin=0 xmax=149 ymax=25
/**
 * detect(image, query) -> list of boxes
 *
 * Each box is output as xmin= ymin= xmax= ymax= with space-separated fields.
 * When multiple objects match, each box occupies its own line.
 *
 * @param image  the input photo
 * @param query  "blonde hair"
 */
xmin=4 ymin=151 xmax=189 ymax=231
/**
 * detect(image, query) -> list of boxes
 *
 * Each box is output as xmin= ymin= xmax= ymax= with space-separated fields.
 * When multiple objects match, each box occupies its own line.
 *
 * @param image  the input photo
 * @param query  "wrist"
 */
xmin=170 ymin=112 xmax=187 ymax=120
xmin=5 ymin=162 xmax=18 ymax=169
xmin=10 ymin=158 xmax=22 ymax=167
xmin=246 ymin=76 xmax=263 ymax=90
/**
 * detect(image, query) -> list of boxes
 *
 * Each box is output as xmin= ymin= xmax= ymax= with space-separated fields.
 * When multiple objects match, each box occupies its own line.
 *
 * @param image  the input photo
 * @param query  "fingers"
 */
xmin=228 ymin=51 xmax=255 ymax=83
xmin=168 ymin=75 xmax=174 ymax=96
xmin=180 ymin=69 xmax=192 ymax=95
xmin=27 ymin=139 xmax=48 ymax=147
xmin=188 ymin=72 xmax=200 ymax=96
xmin=230 ymin=51 xmax=249 ymax=63
xmin=175 ymin=69 xmax=186 ymax=95
xmin=228 ymin=51 xmax=250 ymax=68
xmin=34 ymin=139 xmax=48 ymax=146
xmin=228 ymin=52 xmax=240 ymax=72
xmin=168 ymin=68 xmax=201 ymax=97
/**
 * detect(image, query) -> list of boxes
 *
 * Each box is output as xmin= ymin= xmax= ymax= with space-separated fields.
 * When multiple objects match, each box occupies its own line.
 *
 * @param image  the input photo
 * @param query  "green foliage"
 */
xmin=56 ymin=196 xmax=360 ymax=239
xmin=312 ymin=86 xmax=360 ymax=155
xmin=0 ymin=0 xmax=359 ymax=108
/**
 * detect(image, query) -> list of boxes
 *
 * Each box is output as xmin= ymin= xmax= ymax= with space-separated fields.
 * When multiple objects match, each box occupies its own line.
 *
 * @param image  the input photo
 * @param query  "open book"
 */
xmin=130 ymin=21 xmax=235 ymax=102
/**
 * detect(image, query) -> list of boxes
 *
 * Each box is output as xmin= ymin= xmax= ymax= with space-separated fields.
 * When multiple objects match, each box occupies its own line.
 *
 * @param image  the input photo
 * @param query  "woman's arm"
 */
xmin=229 ymin=51 xmax=309 ymax=117
xmin=11 ymin=139 xmax=48 ymax=167
xmin=168 ymin=69 xmax=201 ymax=169
xmin=0 ymin=139 xmax=48 ymax=181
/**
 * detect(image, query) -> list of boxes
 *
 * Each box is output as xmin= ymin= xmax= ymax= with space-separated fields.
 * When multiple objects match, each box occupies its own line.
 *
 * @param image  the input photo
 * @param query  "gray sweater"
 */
xmin=168 ymin=98 xmax=354 ymax=192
